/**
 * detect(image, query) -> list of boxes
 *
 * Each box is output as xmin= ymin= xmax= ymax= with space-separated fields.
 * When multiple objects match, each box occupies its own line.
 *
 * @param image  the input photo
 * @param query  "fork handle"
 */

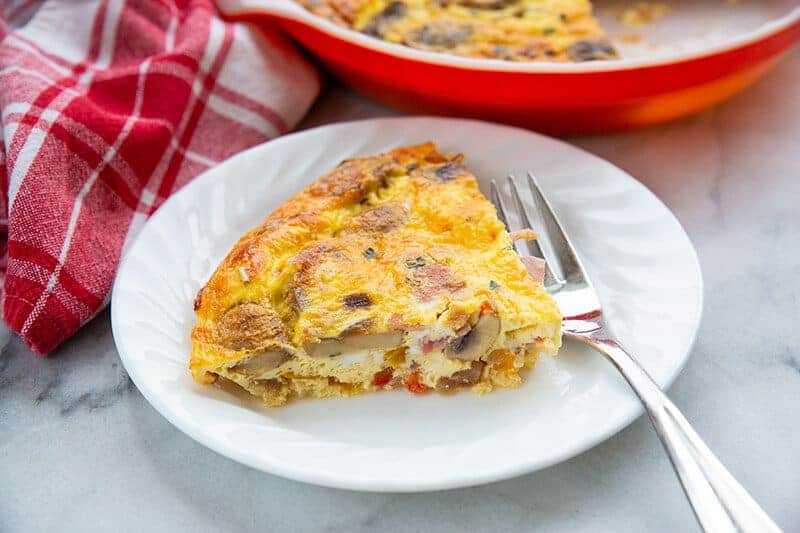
xmin=570 ymin=334 xmax=781 ymax=533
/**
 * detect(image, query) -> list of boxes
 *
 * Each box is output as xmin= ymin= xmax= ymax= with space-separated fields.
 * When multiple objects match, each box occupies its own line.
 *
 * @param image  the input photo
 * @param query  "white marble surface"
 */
xmin=2 ymin=50 xmax=799 ymax=533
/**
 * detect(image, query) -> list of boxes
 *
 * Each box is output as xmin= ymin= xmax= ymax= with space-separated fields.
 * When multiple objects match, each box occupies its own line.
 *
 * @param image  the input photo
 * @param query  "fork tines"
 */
xmin=491 ymin=172 xmax=587 ymax=292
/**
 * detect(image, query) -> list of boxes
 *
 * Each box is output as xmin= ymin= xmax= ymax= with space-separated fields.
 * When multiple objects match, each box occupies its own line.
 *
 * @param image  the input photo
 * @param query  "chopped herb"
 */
xmin=542 ymin=26 xmax=555 ymax=35
xmin=406 ymin=163 xmax=419 ymax=171
xmin=489 ymin=280 xmax=499 ymax=290
xmin=363 ymin=247 xmax=377 ymax=259
xmin=405 ymin=257 xmax=427 ymax=269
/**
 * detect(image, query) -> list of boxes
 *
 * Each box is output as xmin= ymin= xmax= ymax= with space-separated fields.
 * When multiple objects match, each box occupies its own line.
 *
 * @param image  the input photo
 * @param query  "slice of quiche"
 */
xmin=190 ymin=143 xmax=561 ymax=407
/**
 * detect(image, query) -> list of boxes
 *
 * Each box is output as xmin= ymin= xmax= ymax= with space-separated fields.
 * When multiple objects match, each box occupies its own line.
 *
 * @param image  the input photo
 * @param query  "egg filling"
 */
xmin=297 ymin=0 xmax=616 ymax=61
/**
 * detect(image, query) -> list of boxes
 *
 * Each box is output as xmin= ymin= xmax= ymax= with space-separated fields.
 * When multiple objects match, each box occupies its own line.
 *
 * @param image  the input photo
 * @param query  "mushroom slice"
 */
xmin=444 ymin=314 xmax=500 ymax=361
xmin=305 ymin=331 xmax=404 ymax=358
xmin=405 ymin=22 xmax=473 ymax=49
xmin=455 ymin=0 xmax=513 ymax=9
xmin=347 ymin=331 xmax=404 ymax=351
xmin=305 ymin=338 xmax=343 ymax=358
xmin=362 ymin=1 xmax=407 ymax=37
xmin=231 ymin=349 xmax=293 ymax=374
xmin=567 ymin=40 xmax=617 ymax=62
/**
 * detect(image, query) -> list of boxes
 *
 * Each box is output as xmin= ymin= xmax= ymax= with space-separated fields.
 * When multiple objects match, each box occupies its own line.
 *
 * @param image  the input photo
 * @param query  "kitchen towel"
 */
xmin=0 ymin=0 xmax=319 ymax=353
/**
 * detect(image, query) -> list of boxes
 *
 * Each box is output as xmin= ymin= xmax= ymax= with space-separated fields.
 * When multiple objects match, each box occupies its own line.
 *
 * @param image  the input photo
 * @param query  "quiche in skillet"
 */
xmin=298 ymin=0 xmax=616 ymax=61
xmin=190 ymin=143 xmax=562 ymax=406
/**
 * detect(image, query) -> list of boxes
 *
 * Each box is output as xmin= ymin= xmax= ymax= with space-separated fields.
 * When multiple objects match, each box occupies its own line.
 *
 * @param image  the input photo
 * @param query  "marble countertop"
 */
xmin=3 ymin=50 xmax=799 ymax=533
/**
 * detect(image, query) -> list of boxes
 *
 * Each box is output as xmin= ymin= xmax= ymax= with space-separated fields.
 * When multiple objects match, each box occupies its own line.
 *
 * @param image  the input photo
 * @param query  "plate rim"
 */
xmin=111 ymin=116 xmax=704 ymax=492
xmin=219 ymin=0 xmax=800 ymax=74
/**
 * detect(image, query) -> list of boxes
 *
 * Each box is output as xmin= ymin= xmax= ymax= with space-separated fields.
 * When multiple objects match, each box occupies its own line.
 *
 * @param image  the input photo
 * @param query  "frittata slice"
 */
xmin=190 ymin=143 xmax=561 ymax=407
xmin=298 ymin=0 xmax=616 ymax=61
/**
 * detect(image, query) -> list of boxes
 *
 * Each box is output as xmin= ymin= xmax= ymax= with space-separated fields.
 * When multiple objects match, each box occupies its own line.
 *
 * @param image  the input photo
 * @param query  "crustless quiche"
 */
xmin=190 ymin=143 xmax=562 ymax=406
xmin=298 ymin=0 xmax=616 ymax=61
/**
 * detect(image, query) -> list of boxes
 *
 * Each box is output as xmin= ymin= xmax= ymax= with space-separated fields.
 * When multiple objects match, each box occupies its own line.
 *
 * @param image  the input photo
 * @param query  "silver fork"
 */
xmin=491 ymin=173 xmax=781 ymax=533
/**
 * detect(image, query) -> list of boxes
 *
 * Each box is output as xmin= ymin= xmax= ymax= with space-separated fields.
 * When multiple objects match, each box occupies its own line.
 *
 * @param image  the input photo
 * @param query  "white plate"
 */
xmin=111 ymin=117 xmax=703 ymax=492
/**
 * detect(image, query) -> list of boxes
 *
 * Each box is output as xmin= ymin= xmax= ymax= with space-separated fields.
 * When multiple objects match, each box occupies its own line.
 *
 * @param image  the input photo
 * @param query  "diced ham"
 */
xmin=509 ymin=229 xmax=537 ymax=242
xmin=421 ymin=337 xmax=446 ymax=354
xmin=521 ymin=256 xmax=546 ymax=284
xmin=409 ymin=263 xmax=466 ymax=301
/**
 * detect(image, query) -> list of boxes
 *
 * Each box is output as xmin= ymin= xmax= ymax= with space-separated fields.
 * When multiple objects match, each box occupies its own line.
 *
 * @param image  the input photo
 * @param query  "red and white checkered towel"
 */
xmin=0 ymin=0 xmax=320 ymax=354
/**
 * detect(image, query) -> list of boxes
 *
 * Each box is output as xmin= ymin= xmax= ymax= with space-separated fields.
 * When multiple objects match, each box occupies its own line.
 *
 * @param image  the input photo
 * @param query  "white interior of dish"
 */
xmin=596 ymin=0 xmax=798 ymax=58
xmin=218 ymin=0 xmax=799 ymax=71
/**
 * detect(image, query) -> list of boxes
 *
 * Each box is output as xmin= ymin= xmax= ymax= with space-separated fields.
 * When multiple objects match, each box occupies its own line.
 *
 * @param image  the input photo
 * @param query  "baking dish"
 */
xmin=219 ymin=0 xmax=800 ymax=133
